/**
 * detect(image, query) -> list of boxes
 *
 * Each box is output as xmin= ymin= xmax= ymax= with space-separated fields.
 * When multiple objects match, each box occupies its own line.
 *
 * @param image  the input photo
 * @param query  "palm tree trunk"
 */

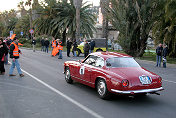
xmin=100 ymin=0 xmax=109 ymax=50
xmin=74 ymin=0 xmax=82 ymax=41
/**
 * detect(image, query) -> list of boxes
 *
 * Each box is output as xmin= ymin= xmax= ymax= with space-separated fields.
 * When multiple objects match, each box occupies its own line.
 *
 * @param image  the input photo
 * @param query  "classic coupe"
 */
xmin=64 ymin=52 xmax=163 ymax=99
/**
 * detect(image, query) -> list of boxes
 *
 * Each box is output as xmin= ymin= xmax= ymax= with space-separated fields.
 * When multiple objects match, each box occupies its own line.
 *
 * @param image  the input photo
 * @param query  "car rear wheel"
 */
xmin=97 ymin=79 xmax=111 ymax=99
xmin=65 ymin=67 xmax=73 ymax=84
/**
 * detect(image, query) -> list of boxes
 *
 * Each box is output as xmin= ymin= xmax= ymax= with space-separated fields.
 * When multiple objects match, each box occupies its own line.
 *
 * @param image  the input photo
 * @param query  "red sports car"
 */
xmin=64 ymin=52 xmax=163 ymax=99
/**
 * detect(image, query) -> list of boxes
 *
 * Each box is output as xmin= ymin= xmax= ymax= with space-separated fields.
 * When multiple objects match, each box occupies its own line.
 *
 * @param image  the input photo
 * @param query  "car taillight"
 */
xmin=121 ymin=80 xmax=129 ymax=87
xmin=158 ymin=77 xmax=162 ymax=83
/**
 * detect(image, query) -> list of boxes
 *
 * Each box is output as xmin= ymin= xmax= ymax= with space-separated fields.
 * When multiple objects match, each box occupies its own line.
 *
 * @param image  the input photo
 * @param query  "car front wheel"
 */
xmin=65 ymin=67 xmax=73 ymax=84
xmin=97 ymin=79 xmax=111 ymax=99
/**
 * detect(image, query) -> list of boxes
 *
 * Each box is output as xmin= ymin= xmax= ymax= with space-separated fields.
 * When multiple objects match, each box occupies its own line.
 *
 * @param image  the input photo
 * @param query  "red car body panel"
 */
xmin=64 ymin=52 xmax=163 ymax=95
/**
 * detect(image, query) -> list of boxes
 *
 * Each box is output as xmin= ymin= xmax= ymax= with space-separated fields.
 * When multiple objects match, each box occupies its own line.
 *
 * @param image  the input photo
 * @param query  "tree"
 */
xmin=107 ymin=0 xmax=161 ymax=57
xmin=73 ymin=0 xmax=83 ymax=40
xmin=100 ymin=0 xmax=109 ymax=50
xmin=152 ymin=0 xmax=176 ymax=57
xmin=0 ymin=10 xmax=18 ymax=37
xmin=52 ymin=1 xmax=96 ymax=40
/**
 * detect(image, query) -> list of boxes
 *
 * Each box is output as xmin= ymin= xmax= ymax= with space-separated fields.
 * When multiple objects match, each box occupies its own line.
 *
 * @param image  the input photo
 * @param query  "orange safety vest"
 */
xmin=57 ymin=42 xmax=63 ymax=50
xmin=52 ymin=40 xmax=56 ymax=48
xmin=11 ymin=42 xmax=19 ymax=56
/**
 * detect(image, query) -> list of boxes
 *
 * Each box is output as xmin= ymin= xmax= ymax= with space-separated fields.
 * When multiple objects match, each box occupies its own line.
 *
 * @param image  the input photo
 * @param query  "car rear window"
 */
xmin=106 ymin=57 xmax=140 ymax=68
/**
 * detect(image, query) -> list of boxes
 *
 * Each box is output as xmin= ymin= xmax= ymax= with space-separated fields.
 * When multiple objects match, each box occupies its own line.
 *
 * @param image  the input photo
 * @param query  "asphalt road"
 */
xmin=0 ymin=49 xmax=176 ymax=118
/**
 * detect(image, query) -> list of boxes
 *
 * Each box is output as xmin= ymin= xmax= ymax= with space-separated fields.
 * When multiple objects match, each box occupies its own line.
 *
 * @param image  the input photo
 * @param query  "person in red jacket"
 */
xmin=9 ymin=37 xmax=24 ymax=77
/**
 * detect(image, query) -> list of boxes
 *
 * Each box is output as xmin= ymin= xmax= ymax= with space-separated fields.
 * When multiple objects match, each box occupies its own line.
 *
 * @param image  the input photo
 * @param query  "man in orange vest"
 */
xmin=9 ymin=37 xmax=24 ymax=77
xmin=57 ymin=39 xmax=63 ymax=59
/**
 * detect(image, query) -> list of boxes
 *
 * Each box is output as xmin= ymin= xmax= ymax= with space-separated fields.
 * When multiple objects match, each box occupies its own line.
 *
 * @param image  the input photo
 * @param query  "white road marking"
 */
xmin=163 ymin=79 xmax=176 ymax=84
xmin=21 ymin=69 xmax=103 ymax=118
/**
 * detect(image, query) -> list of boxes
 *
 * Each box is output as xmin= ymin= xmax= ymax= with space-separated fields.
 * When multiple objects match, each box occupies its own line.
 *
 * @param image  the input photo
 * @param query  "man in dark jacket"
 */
xmin=9 ymin=37 xmax=24 ymax=77
xmin=66 ymin=38 xmax=72 ymax=57
xmin=162 ymin=44 xmax=168 ymax=68
xmin=84 ymin=40 xmax=90 ymax=58
xmin=44 ymin=38 xmax=50 ymax=53
xmin=32 ymin=37 xmax=36 ymax=52
xmin=89 ymin=39 xmax=95 ymax=53
xmin=0 ymin=37 xmax=8 ymax=75
xmin=156 ymin=43 xmax=163 ymax=67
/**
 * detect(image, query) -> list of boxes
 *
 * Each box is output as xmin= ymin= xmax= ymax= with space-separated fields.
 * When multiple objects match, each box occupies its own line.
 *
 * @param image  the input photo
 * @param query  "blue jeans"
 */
xmin=9 ymin=59 xmax=22 ymax=75
xmin=156 ymin=55 xmax=161 ymax=67
xmin=45 ymin=46 xmax=49 ymax=53
xmin=89 ymin=50 xmax=93 ymax=53
xmin=58 ymin=50 xmax=62 ymax=59
xmin=74 ymin=51 xmax=77 ymax=57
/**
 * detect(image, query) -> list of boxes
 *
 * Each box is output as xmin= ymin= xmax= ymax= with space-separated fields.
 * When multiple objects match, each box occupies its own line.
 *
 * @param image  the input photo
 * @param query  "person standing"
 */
xmin=66 ymin=38 xmax=72 ymax=57
xmin=44 ymin=38 xmax=50 ymax=53
xmin=4 ymin=37 xmax=11 ymax=65
xmin=89 ymin=39 xmax=95 ymax=53
xmin=156 ymin=43 xmax=163 ymax=67
xmin=41 ymin=37 xmax=45 ymax=52
xmin=163 ymin=44 xmax=168 ymax=68
xmin=0 ymin=37 xmax=8 ymax=75
xmin=84 ymin=40 xmax=90 ymax=58
xmin=32 ymin=37 xmax=36 ymax=52
xmin=73 ymin=40 xmax=78 ymax=57
xmin=57 ymin=39 xmax=63 ymax=59
xmin=9 ymin=37 xmax=24 ymax=77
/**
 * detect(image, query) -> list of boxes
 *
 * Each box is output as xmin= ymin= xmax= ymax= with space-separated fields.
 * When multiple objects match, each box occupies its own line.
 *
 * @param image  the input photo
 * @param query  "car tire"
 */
xmin=65 ymin=67 xmax=73 ymax=84
xmin=96 ymin=79 xmax=111 ymax=99
xmin=77 ymin=49 xmax=81 ymax=57
xmin=96 ymin=49 xmax=103 ymax=52
xmin=72 ymin=49 xmax=81 ymax=57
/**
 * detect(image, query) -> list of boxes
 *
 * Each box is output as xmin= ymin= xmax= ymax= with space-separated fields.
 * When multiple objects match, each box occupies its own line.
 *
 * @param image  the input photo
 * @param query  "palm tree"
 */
xmin=52 ymin=1 xmax=96 ymax=40
xmin=33 ymin=0 xmax=60 ymax=37
xmin=73 ymin=0 xmax=83 ymax=40
xmin=100 ymin=0 xmax=109 ymax=50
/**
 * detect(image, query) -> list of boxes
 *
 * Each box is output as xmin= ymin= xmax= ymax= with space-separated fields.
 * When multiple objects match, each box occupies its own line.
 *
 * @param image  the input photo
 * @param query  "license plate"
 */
xmin=139 ymin=76 xmax=152 ymax=85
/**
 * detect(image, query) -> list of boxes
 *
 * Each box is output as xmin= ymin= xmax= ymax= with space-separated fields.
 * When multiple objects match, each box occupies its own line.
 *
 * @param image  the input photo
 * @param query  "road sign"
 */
xmin=29 ymin=29 xmax=34 ymax=34
xmin=21 ymin=32 xmax=23 ymax=36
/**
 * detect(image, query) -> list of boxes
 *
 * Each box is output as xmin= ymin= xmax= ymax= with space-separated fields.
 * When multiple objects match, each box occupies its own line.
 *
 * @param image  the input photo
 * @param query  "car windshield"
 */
xmin=106 ymin=57 xmax=140 ymax=68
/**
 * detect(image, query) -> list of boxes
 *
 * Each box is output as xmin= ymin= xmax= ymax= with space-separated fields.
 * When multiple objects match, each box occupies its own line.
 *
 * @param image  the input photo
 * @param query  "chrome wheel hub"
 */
xmin=98 ymin=81 xmax=106 ymax=96
xmin=65 ymin=70 xmax=70 ymax=80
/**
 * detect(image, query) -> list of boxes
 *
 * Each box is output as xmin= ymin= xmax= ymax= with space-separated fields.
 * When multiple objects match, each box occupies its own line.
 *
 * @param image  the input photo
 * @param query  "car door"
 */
xmin=80 ymin=55 xmax=97 ymax=83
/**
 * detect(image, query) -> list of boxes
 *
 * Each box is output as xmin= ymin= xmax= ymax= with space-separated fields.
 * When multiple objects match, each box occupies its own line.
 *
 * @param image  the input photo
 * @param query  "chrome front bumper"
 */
xmin=111 ymin=87 xmax=164 ymax=94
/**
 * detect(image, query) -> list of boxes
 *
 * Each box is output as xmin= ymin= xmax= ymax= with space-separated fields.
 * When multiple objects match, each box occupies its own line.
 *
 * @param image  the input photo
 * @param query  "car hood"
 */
xmin=107 ymin=67 xmax=158 ymax=80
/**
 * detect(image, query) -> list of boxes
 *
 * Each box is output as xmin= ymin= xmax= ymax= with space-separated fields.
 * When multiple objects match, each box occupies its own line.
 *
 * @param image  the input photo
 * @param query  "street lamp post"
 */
xmin=73 ymin=0 xmax=82 ymax=41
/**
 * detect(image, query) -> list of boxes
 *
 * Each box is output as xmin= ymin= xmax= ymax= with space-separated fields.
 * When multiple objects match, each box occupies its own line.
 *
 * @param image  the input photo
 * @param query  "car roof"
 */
xmin=90 ymin=51 xmax=131 ymax=59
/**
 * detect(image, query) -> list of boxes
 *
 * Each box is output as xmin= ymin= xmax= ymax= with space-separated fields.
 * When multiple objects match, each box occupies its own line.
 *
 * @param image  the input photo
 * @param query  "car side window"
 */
xmin=95 ymin=57 xmax=104 ymax=67
xmin=84 ymin=55 xmax=97 ymax=66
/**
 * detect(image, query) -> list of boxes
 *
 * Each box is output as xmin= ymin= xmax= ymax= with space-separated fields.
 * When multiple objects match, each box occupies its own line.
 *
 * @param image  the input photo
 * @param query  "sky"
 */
xmin=0 ymin=0 xmax=100 ymax=12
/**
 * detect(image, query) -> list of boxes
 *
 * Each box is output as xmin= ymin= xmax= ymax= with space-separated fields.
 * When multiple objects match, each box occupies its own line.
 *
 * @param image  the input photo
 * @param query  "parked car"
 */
xmin=64 ymin=52 xmax=163 ymax=99
xmin=71 ymin=38 xmax=107 ymax=56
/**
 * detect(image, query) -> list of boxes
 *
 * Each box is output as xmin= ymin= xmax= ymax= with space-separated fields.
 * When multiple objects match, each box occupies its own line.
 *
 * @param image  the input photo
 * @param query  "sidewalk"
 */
xmin=136 ymin=59 xmax=176 ymax=68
